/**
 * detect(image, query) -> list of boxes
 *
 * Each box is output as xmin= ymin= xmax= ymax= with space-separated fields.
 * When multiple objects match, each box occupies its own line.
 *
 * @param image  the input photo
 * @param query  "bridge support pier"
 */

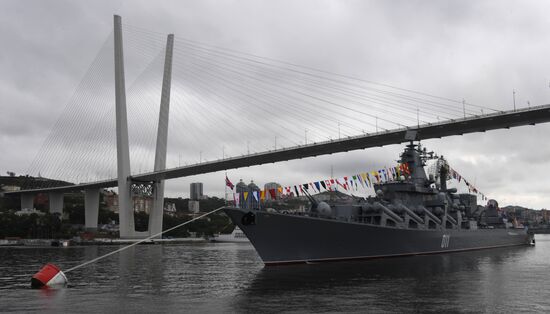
xmin=149 ymin=181 xmax=165 ymax=237
xmin=21 ymin=193 xmax=34 ymax=210
xmin=84 ymin=189 xmax=99 ymax=231
xmin=49 ymin=192 xmax=63 ymax=215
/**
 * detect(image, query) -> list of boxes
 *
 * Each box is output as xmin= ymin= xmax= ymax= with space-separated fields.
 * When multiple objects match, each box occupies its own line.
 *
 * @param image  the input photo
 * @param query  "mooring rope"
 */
xmin=64 ymin=206 xmax=225 ymax=273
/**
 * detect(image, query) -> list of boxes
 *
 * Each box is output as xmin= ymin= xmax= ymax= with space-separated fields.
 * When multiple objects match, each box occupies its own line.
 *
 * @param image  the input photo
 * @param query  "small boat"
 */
xmin=51 ymin=240 xmax=71 ymax=247
xmin=211 ymin=226 xmax=250 ymax=243
xmin=0 ymin=239 xmax=20 ymax=246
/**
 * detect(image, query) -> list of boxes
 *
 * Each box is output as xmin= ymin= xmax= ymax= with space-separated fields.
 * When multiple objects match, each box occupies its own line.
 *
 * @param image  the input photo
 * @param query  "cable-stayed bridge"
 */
xmin=7 ymin=16 xmax=550 ymax=238
xmin=16 ymin=103 xmax=550 ymax=191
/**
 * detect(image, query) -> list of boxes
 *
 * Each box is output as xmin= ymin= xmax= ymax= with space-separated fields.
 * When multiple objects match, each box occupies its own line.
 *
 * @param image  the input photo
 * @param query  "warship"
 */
xmin=223 ymin=142 xmax=534 ymax=265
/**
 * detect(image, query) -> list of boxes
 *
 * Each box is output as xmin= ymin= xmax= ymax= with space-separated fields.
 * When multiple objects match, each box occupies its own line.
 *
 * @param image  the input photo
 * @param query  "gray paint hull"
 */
xmin=224 ymin=207 xmax=533 ymax=265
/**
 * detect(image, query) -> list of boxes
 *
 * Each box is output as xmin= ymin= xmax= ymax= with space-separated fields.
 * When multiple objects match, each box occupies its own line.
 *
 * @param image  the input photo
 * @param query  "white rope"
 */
xmin=64 ymin=207 xmax=225 ymax=273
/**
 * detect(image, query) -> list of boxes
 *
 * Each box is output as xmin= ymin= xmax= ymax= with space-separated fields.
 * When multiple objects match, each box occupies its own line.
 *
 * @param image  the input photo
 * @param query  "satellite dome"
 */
xmin=247 ymin=180 xmax=260 ymax=191
xmin=236 ymin=179 xmax=247 ymax=187
xmin=236 ymin=179 xmax=248 ymax=192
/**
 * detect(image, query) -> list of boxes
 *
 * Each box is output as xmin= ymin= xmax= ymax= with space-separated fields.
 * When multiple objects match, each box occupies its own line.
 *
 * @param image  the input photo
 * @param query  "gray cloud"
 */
xmin=1 ymin=0 xmax=549 ymax=209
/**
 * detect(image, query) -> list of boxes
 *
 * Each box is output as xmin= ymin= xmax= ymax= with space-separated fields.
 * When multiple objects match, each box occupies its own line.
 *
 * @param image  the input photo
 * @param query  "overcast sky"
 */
xmin=1 ymin=0 xmax=549 ymax=209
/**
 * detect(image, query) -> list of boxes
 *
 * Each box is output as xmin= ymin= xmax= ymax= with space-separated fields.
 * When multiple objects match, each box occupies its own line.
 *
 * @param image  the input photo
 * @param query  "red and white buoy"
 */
xmin=28 ymin=208 xmax=223 ymax=288
xmin=31 ymin=263 xmax=68 ymax=289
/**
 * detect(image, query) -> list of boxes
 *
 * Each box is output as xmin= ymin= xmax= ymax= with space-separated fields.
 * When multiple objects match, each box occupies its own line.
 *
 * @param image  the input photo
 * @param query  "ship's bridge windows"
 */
xmin=385 ymin=219 xmax=396 ymax=227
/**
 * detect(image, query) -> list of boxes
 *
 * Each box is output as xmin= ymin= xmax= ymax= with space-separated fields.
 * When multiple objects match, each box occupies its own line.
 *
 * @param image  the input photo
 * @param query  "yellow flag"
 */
xmin=244 ymin=191 xmax=249 ymax=200
xmin=260 ymin=190 xmax=266 ymax=201
xmin=371 ymin=171 xmax=380 ymax=183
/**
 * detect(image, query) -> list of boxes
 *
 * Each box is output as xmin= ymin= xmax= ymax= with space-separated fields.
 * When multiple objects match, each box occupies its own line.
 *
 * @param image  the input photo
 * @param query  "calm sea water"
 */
xmin=1 ymin=235 xmax=550 ymax=313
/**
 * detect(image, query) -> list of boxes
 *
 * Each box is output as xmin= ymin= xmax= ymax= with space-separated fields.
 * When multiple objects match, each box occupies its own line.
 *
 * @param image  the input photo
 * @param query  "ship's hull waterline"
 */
xmin=224 ymin=207 xmax=533 ymax=265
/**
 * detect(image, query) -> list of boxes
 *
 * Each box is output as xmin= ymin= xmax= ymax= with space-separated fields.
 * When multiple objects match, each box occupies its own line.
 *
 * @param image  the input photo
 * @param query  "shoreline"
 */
xmin=0 ymin=237 xmax=208 ymax=247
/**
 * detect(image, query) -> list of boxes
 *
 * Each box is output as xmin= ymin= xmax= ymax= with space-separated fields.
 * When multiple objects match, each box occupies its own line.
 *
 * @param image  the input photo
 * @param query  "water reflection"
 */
xmin=233 ymin=247 xmax=534 ymax=313
xmin=0 ymin=240 xmax=548 ymax=313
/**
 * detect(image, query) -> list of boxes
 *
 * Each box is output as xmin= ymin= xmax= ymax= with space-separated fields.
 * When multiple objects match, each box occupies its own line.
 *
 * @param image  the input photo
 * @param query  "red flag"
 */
xmin=225 ymin=175 xmax=234 ymax=190
xmin=404 ymin=163 xmax=411 ymax=175
xmin=400 ymin=163 xmax=411 ymax=175
xmin=336 ymin=179 xmax=347 ymax=190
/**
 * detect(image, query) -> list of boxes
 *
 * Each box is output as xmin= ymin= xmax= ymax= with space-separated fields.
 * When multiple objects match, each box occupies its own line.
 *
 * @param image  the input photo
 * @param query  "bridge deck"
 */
xmin=8 ymin=104 xmax=550 ymax=194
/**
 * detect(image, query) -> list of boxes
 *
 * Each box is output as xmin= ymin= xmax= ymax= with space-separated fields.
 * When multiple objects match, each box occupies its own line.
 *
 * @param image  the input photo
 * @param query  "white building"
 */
xmin=188 ymin=200 xmax=200 ymax=213
xmin=164 ymin=202 xmax=177 ymax=215
xmin=15 ymin=208 xmax=45 ymax=216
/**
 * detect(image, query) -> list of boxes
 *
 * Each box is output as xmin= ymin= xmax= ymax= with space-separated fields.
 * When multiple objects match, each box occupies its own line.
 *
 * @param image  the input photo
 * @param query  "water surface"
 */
xmin=1 ymin=236 xmax=550 ymax=313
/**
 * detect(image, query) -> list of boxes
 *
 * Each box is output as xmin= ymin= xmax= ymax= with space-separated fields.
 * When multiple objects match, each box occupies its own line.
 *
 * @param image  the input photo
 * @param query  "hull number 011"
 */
xmin=441 ymin=234 xmax=451 ymax=248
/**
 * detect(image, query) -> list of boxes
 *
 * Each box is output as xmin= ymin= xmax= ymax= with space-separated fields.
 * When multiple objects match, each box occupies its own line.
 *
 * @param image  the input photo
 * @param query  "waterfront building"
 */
xmin=103 ymin=190 xmax=119 ymax=212
xmin=236 ymin=179 xmax=247 ymax=208
xmin=14 ymin=208 xmax=45 ymax=216
xmin=248 ymin=181 xmax=261 ymax=209
xmin=1 ymin=185 xmax=20 ymax=192
xmin=164 ymin=202 xmax=176 ymax=215
xmin=102 ymin=191 xmax=153 ymax=214
xmin=188 ymin=200 xmax=200 ymax=213
xmin=235 ymin=179 xmax=261 ymax=209
xmin=264 ymin=182 xmax=282 ymax=200
xmin=541 ymin=209 xmax=549 ymax=223
xmin=132 ymin=195 xmax=153 ymax=214
xmin=190 ymin=182 xmax=203 ymax=200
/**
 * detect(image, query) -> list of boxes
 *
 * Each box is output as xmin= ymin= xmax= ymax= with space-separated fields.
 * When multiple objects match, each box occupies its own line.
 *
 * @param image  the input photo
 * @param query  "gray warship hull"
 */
xmin=224 ymin=207 xmax=533 ymax=265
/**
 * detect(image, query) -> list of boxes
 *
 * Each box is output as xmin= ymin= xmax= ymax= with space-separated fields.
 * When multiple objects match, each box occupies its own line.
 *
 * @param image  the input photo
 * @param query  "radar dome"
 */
xmin=236 ymin=179 xmax=247 ymax=192
xmin=247 ymin=180 xmax=260 ymax=191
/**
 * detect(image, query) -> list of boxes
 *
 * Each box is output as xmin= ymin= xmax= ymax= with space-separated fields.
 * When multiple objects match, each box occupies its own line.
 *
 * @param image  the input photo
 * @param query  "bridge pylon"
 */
xmin=149 ymin=33 xmax=174 ymax=238
xmin=114 ymin=15 xmax=134 ymax=238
